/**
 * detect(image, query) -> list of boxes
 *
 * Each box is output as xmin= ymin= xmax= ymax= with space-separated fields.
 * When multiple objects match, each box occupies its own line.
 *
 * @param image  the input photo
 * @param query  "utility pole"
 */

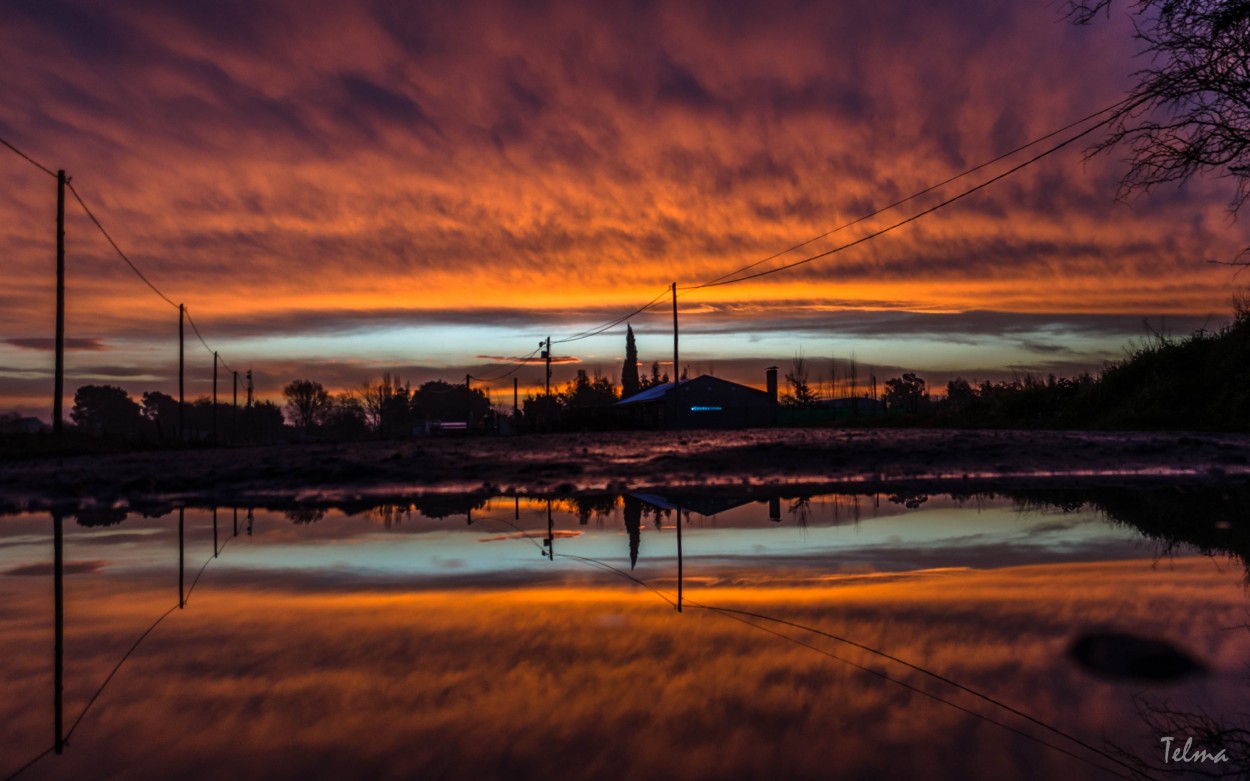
xmin=53 ymin=170 xmax=66 ymax=435
xmin=212 ymin=351 xmax=219 ymax=443
xmin=544 ymin=337 xmax=552 ymax=397
xmin=465 ymin=374 xmax=472 ymax=431
xmin=232 ymin=370 xmax=238 ymax=442
xmin=178 ymin=304 xmax=185 ymax=443
xmin=246 ymin=369 xmax=253 ymax=408
xmin=672 ymin=282 xmax=679 ymax=384
xmin=513 ymin=377 xmax=518 ymax=426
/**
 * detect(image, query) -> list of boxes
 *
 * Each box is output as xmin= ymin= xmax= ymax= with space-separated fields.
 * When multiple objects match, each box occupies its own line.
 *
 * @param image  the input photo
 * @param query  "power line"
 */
xmin=0 ymin=133 xmax=56 ymax=178
xmin=550 ymin=286 xmax=672 ymax=346
xmin=65 ymin=181 xmax=179 ymax=309
xmin=686 ymin=98 xmax=1133 ymax=291
xmin=468 ymin=344 xmax=544 ymax=383
xmin=686 ymin=108 xmax=1121 ymax=290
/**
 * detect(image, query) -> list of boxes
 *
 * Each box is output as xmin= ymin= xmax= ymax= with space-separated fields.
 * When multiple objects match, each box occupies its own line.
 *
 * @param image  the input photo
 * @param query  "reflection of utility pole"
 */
xmin=52 ymin=509 xmax=64 ymax=754
xmin=544 ymin=499 xmax=554 ymax=559
xmin=233 ymin=506 xmax=238 ymax=537
xmin=178 ymin=507 xmax=185 ymax=609
xmin=675 ymin=500 xmax=683 ymax=613
xmin=212 ymin=506 xmax=219 ymax=558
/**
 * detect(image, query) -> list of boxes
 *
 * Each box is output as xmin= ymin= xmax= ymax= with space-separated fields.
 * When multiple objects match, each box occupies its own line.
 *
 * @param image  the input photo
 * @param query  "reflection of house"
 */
xmin=630 ymin=492 xmax=757 ymax=516
xmin=615 ymin=372 xmax=777 ymax=429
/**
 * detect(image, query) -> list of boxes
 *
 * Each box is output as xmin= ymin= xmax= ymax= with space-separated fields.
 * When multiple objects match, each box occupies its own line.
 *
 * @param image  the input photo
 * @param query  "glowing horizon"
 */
xmin=2 ymin=0 xmax=1248 ymax=419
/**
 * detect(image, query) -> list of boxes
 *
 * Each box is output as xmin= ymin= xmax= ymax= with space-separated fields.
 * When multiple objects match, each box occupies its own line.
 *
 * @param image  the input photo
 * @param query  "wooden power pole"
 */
xmin=53 ymin=170 xmax=66 ymax=434
xmin=178 ymin=304 xmax=185 ymax=442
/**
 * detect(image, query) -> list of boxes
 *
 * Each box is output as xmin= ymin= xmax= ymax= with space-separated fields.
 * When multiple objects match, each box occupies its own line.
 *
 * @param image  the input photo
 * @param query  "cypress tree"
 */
xmin=622 ymin=324 xmax=641 ymax=398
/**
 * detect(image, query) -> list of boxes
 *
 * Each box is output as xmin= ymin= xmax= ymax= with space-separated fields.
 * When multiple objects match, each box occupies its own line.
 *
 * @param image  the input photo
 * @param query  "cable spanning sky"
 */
xmin=2 ymin=0 xmax=1248 ymax=419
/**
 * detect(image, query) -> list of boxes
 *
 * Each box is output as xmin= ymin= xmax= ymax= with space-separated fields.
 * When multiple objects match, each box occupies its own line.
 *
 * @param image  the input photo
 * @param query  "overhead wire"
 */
xmin=550 ymin=286 xmax=673 ymax=346
xmin=527 ymin=98 xmax=1131 ymax=361
xmin=468 ymin=344 xmax=544 ymax=384
xmin=65 ymin=181 xmax=179 ymax=310
xmin=0 ymin=133 xmax=57 ymax=178
xmin=683 ymin=106 xmax=1123 ymax=291
xmin=686 ymin=97 xmax=1134 ymax=291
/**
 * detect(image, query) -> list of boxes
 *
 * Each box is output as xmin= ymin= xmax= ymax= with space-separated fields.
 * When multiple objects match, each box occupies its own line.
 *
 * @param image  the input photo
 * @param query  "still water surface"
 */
xmin=1 ymin=487 xmax=1247 ymax=780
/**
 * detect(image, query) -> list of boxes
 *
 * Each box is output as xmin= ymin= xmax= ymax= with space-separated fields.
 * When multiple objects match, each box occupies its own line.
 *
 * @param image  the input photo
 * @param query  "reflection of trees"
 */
xmin=571 ymin=495 xmax=619 ymax=526
xmin=1110 ymin=692 xmax=1250 ymax=779
xmin=74 ymin=507 xmax=128 ymax=527
xmin=887 ymin=492 xmax=929 ymax=510
xmin=788 ymin=496 xmax=812 ymax=528
xmin=1009 ymin=485 xmax=1250 ymax=578
xmin=285 ymin=507 xmax=326 ymax=525
xmin=623 ymin=495 xmax=642 ymax=569
xmin=368 ymin=504 xmax=410 ymax=528
xmin=410 ymin=495 xmax=488 ymax=520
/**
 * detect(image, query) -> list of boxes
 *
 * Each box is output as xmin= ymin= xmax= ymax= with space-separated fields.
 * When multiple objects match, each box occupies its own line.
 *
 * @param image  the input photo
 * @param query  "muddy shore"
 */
xmin=3 ymin=428 xmax=1250 ymax=511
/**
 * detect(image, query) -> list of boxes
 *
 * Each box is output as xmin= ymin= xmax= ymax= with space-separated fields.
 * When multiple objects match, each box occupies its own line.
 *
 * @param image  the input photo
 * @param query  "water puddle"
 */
xmin=2 ymin=485 xmax=1247 ymax=779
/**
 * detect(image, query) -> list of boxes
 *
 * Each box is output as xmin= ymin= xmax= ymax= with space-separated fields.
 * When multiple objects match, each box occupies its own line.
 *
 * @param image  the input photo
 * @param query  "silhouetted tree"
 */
xmin=141 ymin=390 xmax=179 ymax=441
xmin=640 ymin=361 xmax=669 ymax=390
xmin=283 ymin=379 xmax=331 ymax=429
xmin=70 ymin=384 xmax=142 ymax=439
xmin=1069 ymin=0 xmax=1250 ymax=257
xmin=411 ymin=380 xmax=489 ymax=429
xmin=324 ymin=393 xmax=369 ymax=440
xmin=622 ymin=324 xmax=641 ymax=399
xmin=560 ymin=370 xmax=618 ymax=409
xmin=884 ymin=373 xmax=927 ymax=413
xmin=782 ymin=351 xmax=819 ymax=408
xmin=357 ymin=373 xmax=412 ymax=436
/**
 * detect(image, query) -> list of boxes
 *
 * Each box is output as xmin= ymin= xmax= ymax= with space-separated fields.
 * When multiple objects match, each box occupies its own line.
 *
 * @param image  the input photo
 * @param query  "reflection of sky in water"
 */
xmin=1 ymin=491 xmax=1249 ymax=781
xmin=0 ymin=495 xmax=1176 ymax=583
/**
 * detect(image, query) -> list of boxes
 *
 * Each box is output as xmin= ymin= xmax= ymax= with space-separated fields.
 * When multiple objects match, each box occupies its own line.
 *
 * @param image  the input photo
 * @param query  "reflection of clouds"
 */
xmin=3 ymin=559 xmax=107 ymax=576
xmin=0 ymin=558 xmax=1245 ymax=780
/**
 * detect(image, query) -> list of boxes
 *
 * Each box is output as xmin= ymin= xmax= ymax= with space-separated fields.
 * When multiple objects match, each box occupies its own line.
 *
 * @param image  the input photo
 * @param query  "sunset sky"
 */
xmin=3 ymin=0 xmax=1249 ymax=419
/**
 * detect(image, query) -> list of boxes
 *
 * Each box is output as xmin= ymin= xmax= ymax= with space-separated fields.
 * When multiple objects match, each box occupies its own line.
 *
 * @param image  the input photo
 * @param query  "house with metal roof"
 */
xmin=615 ymin=371 xmax=777 ymax=429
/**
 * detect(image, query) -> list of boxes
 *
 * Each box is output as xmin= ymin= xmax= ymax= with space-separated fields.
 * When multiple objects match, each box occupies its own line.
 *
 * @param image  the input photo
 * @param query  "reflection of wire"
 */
xmin=4 ymin=513 xmax=237 ymax=781
xmin=543 ymin=544 xmax=1141 ymax=780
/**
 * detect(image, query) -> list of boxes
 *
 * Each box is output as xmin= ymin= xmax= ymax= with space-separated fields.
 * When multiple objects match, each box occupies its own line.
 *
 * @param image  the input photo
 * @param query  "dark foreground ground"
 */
xmin=3 ymin=428 xmax=1250 ymax=511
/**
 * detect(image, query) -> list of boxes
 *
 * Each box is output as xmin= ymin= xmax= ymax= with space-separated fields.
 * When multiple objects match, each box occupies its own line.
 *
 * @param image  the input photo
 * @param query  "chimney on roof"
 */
xmin=766 ymin=366 xmax=778 ymax=405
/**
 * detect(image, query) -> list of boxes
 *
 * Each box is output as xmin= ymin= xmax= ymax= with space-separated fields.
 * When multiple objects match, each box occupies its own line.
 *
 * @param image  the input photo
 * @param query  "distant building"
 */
xmin=0 ymin=414 xmax=50 ymax=435
xmin=615 ymin=373 xmax=777 ymax=429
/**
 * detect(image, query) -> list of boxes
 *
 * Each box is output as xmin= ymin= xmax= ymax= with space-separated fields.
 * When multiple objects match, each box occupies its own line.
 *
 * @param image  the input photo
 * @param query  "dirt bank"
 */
xmin=3 ymin=428 xmax=1250 ymax=511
